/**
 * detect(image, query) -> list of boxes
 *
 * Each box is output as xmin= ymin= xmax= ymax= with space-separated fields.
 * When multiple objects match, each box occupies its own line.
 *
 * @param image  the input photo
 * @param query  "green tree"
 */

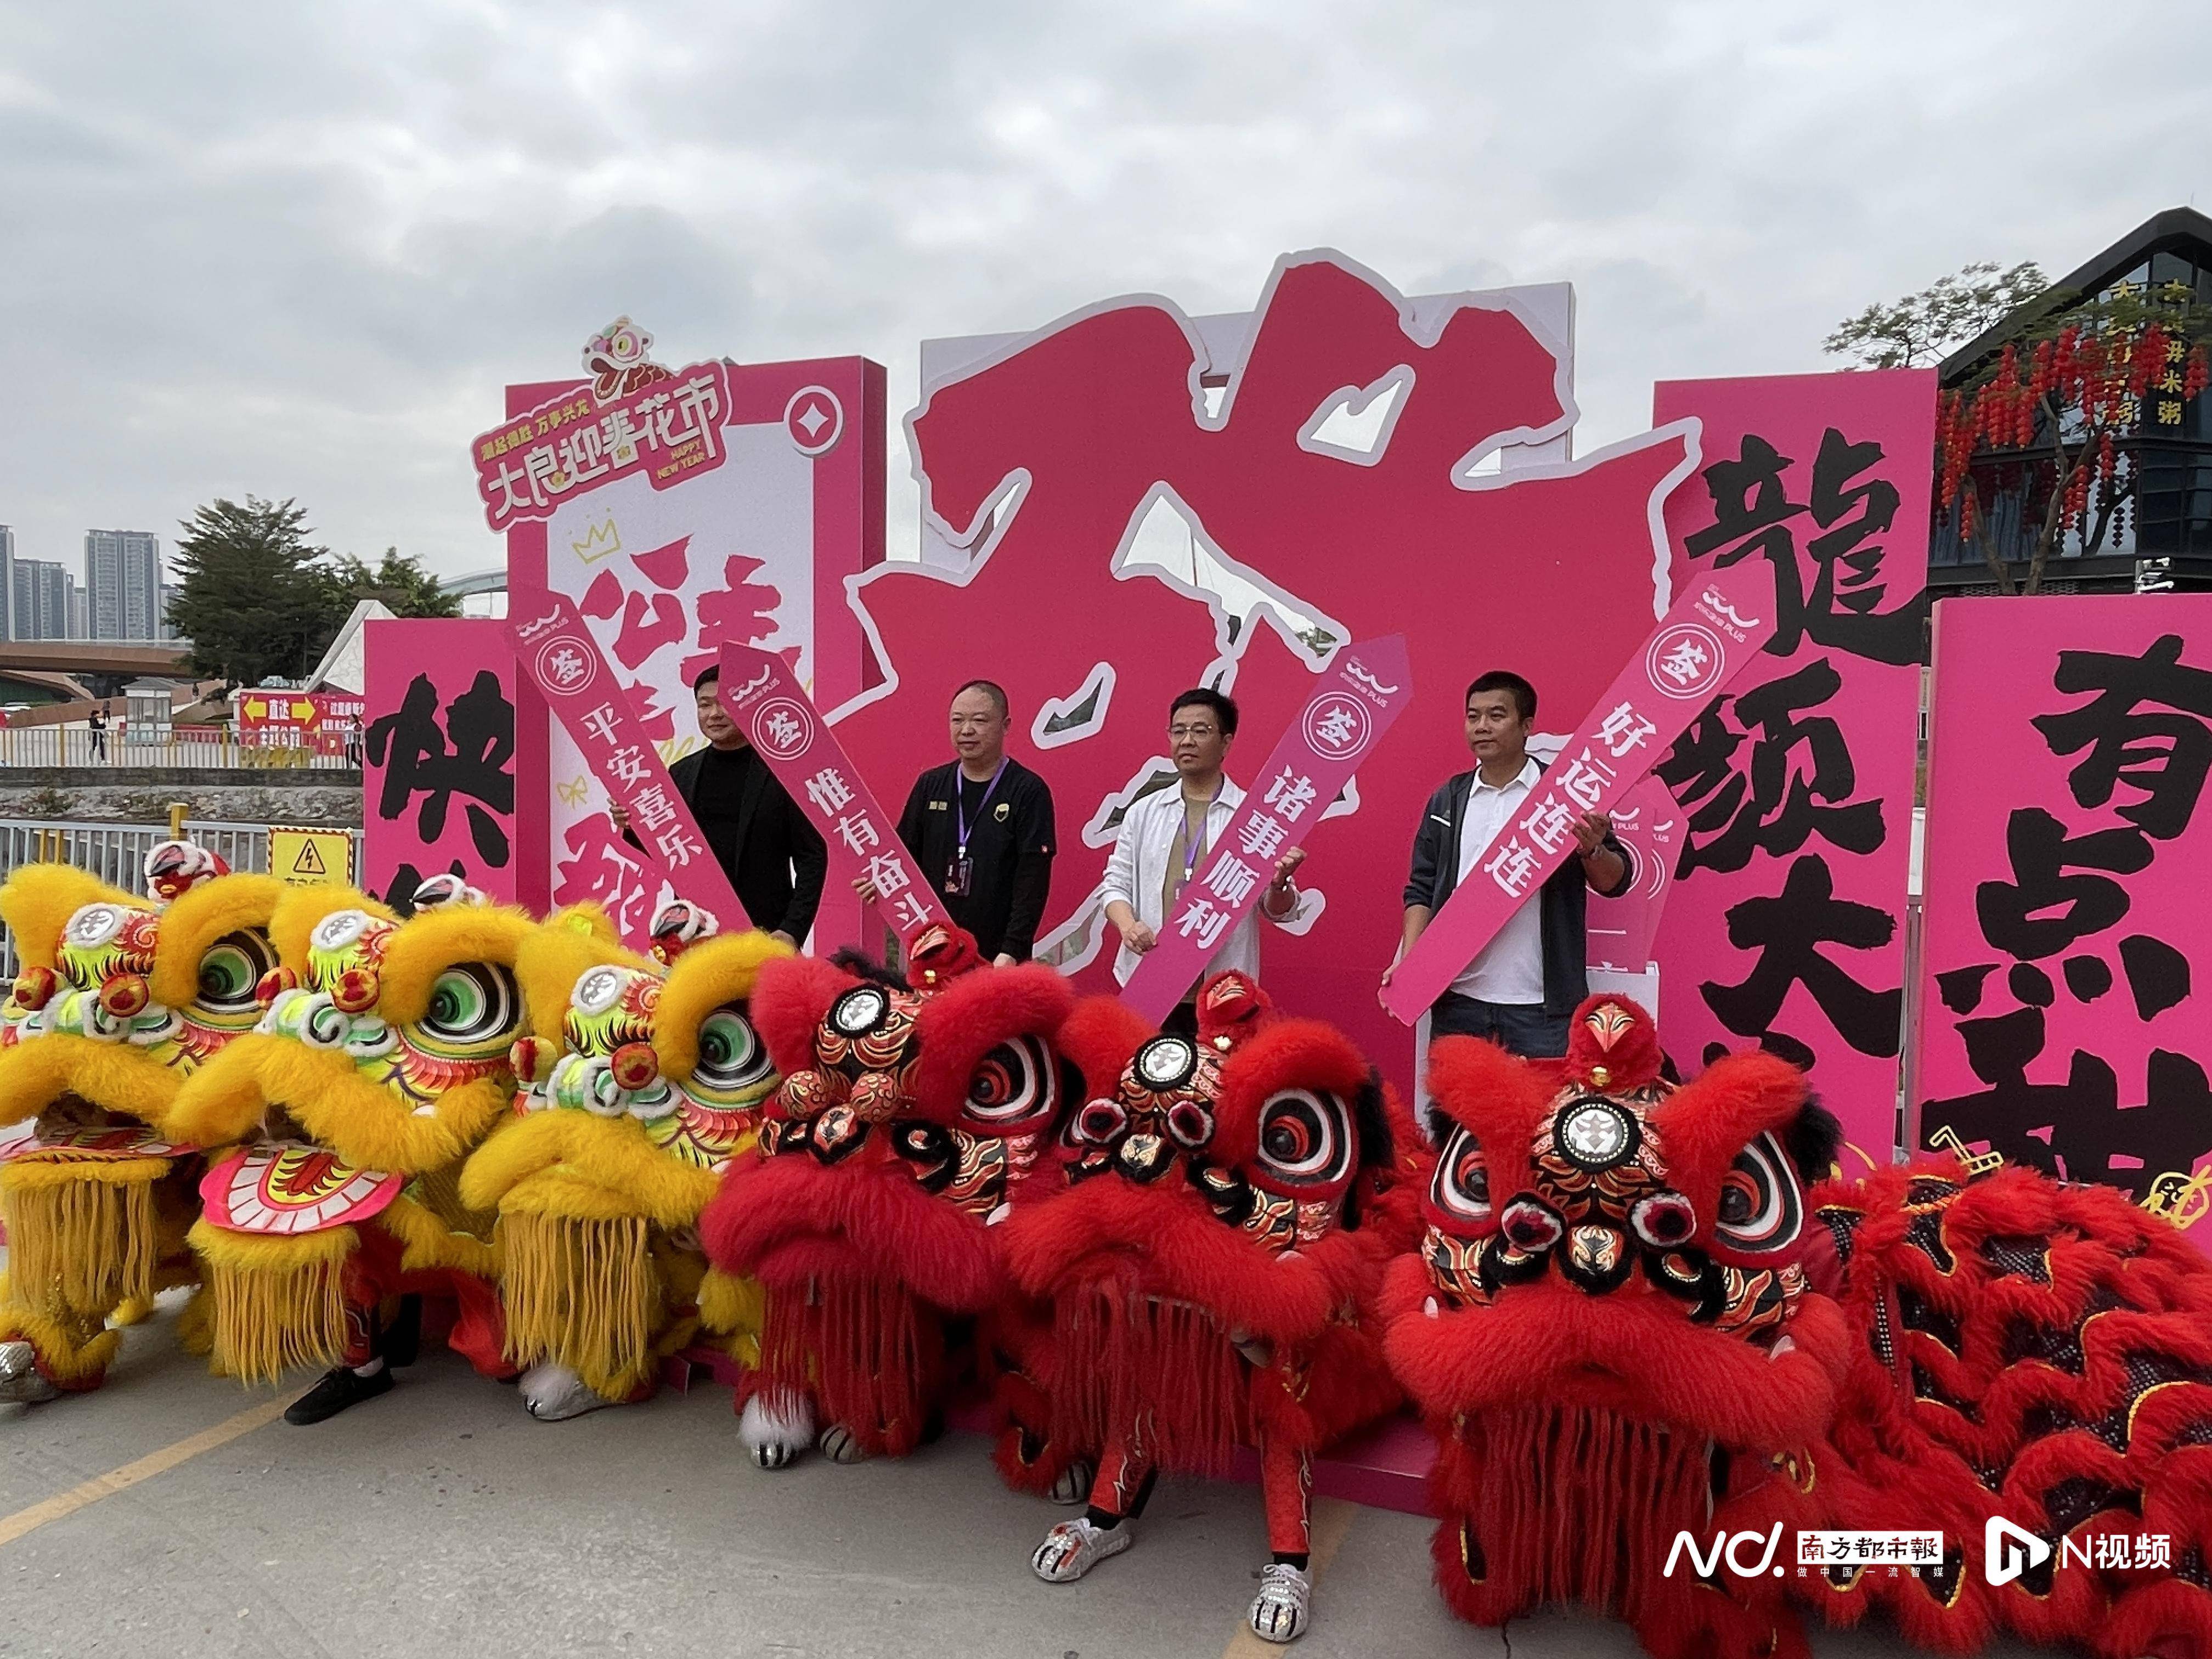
xmin=320 ymin=547 xmax=461 ymax=620
xmin=1824 ymin=260 xmax=2049 ymax=369
xmin=169 ymin=497 xmax=340 ymax=687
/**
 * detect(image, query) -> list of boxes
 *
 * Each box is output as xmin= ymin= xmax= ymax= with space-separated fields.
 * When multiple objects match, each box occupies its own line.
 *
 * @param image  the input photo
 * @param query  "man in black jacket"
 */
xmin=1380 ymin=670 xmax=1634 ymax=1059
xmin=857 ymin=679 xmax=1056 ymax=963
xmin=614 ymin=666 xmax=827 ymax=945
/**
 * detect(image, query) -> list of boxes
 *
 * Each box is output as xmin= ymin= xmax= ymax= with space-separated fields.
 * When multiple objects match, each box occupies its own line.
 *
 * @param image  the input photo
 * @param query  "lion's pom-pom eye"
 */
xmin=254 ymin=965 xmax=299 ymax=1009
xmin=509 ymin=1035 xmax=554 ymax=1086
xmin=610 ymin=1041 xmax=660 ymax=1092
xmin=11 ymin=965 xmax=56 ymax=1012
xmin=330 ymin=965 xmax=380 ymax=1014
xmin=98 ymin=972 xmax=150 ymax=1019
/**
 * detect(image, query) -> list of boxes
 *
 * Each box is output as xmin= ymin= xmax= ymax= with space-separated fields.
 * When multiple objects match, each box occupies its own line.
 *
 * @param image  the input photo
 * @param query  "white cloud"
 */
xmin=1 ymin=0 xmax=2204 ymax=579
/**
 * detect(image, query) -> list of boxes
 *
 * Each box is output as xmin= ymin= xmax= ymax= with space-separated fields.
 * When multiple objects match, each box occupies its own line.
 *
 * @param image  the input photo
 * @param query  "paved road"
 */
xmin=0 ymin=1294 xmax=2039 ymax=1658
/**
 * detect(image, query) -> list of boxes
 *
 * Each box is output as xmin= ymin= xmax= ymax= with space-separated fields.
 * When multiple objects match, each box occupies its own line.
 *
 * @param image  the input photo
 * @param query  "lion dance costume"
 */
xmin=170 ymin=877 xmax=537 ymax=1424
xmin=0 ymin=844 xmax=281 ymax=1403
xmin=698 ymin=923 xmax=1076 ymax=1470
xmin=1384 ymin=992 xmax=2212 ymax=1659
xmin=1001 ymin=972 xmax=1415 ymax=1644
xmin=460 ymin=901 xmax=785 ymax=1420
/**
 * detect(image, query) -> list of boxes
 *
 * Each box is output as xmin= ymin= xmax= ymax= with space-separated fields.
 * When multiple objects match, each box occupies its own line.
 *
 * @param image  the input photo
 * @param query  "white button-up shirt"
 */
xmin=1448 ymin=756 xmax=1547 ymax=1005
xmin=1097 ymin=776 xmax=1310 ymax=988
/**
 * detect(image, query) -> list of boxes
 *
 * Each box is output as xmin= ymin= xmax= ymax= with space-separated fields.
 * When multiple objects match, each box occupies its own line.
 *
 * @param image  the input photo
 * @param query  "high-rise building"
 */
xmin=9 ymin=559 xmax=31 ymax=640
xmin=13 ymin=560 xmax=72 ymax=640
xmin=159 ymin=582 xmax=182 ymax=641
xmin=67 ymin=578 xmax=88 ymax=641
xmin=84 ymin=528 xmax=163 ymax=640
xmin=0 ymin=524 xmax=14 ymax=641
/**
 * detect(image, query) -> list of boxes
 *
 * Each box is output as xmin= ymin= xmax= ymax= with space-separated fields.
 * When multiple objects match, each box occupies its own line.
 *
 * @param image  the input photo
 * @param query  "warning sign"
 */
xmin=269 ymin=826 xmax=354 ymax=889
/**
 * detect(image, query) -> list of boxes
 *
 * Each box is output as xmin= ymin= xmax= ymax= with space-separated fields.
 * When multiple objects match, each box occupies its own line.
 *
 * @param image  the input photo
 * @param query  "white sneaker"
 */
xmin=1248 ymin=1562 xmax=1312 ymax=1643
xmin=520 ymin=1362 xmax=617 ymax=1421
xmin=1032 ymin=1516 xmax=1134 ymax=1583
xmin=1048 ymin=1459 xmax=1094 ymax=1505
xmin=740 ymin=1392 xmax=816 ymax=1469
xmin=0 ymin=1340 xmax=58 ymax=1406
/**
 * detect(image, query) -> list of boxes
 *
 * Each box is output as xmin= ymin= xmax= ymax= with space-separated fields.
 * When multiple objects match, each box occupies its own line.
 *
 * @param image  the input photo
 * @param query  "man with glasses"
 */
xmin=859 ymin=679 xmax=1057 ymax=965
xmin=1100 ymin=688 xmax=1307 ymax=1034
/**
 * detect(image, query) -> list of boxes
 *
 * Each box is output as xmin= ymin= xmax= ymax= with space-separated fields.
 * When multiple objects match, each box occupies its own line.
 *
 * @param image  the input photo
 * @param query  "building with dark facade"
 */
xmin=1933 ymin=206 xmax=2212 ymax=595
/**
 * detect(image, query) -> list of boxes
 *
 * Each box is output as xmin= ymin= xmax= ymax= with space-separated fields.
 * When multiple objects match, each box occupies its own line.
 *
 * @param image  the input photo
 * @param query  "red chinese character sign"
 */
xmin=510 ymin=595 xmax=744 ymax=944
xmin=718 ymin=644 xmax=947 ymax=953
xmin=830 ymin=252 xmax=1700 ymax=1094
xmin=493 ymin=319 xmax=885 ymax=939
xmin=360 ymin=618 xmax=516 ymax=909
xmin=1912 ymin=596 xmax=2212 ymax=1243
xmin=1122 ymin=634 xmax=1413 ymax=1023
xmin=1646 ymin=371 xmax=1934 ymax=1171
xmin=1383 ymin=562 xmax=1778 ymax=1024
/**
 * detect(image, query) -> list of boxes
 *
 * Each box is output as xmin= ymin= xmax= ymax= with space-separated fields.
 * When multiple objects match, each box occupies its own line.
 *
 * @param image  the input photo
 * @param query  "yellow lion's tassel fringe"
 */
xmin=497 ymin=1210 xmax=659 ymax=1398
xmin=0 ymin=1159 xmax=166 ymax=1317
xmin=187 ymin=1220 xmax=356 ymax=1385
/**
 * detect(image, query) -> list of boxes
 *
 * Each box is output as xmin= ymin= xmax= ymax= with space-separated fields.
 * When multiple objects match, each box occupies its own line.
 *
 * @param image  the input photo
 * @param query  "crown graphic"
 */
xmin=571 ymin=517 xmax=622 ymax=562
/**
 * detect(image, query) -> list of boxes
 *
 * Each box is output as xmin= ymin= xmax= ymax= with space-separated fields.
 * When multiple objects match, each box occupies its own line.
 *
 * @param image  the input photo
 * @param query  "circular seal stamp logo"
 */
xmin=784 ymin=386 xmax=845 ymax=457
xmin=1301 ymin=690 xmax=1374 ymax=761
xmin=533 ymin=633 xmax=601 ymax=699
xmin=1645 ymin=622 xmax=1727 ymax=701
xmin=749 ymin=695 xmax=816 ymax=762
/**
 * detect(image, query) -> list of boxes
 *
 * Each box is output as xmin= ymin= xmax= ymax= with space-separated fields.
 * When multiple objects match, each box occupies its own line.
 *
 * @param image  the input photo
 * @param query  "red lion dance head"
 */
xmin=1000 ymin=972 xmax=1415 ymax=1645
xmin=1385 ymin=993 xmax=2212 ymax=1659
xmin=697 ymin=924 xmax=1075 ymax=1469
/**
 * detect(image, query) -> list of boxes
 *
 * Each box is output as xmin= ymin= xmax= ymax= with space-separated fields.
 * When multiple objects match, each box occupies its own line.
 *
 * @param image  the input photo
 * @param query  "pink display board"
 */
xmin=832 ymin=253 xmax=1700 ymax=1095
xmin=360 ymin=618 xmax=516 ymax=908
xmin=1384 ymin=561 xmax=1777 ymax=1024
xmin=499 ymin=325 xmax=884 ymax=942
xmin=1911 ymin=596 xmax=2212 ymax=1240
xmin=1585 ymin=776 xmax=1680 ymax=973
xmin=717 ymin=642 xmax=947 ymax=953
xmin=1648 ymin=371 xmax=1934 ymax=1171
xmin=1124 ymin=634 xmax=1413 ymax=1023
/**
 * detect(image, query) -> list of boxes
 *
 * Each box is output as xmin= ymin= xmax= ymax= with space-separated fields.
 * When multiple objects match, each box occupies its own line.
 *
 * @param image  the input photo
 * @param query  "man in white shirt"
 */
xmin=1381 ymin=671 xmax=1632 ymax=1058
xmin=1101 ymin=688 xmax=1308 ymax=1032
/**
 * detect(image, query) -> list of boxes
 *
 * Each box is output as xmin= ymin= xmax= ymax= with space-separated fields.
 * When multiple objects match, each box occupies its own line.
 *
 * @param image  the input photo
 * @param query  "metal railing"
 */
xmin=0 ymin=817 xmax=364 ymax=975
xmin=0 ymin=725 xmax=359 ymax=770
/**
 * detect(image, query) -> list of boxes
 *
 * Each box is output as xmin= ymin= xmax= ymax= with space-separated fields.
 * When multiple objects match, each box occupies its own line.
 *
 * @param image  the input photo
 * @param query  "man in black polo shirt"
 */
xmin=614 ymin=666 xmax=826 ymax=945
xmin=861 ymin=679 xmax=1056 ymax=964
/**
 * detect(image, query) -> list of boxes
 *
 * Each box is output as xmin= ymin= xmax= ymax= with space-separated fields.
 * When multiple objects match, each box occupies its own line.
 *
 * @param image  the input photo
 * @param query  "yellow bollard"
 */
xmin=168 ymin=803 xmax=187 ymax=841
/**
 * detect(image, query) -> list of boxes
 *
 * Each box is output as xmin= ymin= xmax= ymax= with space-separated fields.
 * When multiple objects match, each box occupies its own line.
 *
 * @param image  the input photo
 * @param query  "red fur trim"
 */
xmin=1207 ymin=1017 xmax=1372 ymax=1174
xmin=1057 ymin=996 xmax=1158 ymax=1097
xmin=1422 ymin=1034 xmax=1551 ymax=1197
xmin=1649 ymin=1051 xmax=1809 ymax=1242
xmin=905 ymin=963 xmax=1073 ymax=1124
xmin=757 ymin=1272 xmax=943 ymax=1458
xmin=1049 ymin=1290 xmax=1249 ymax=1474
xmin=1560 ymin=992 xmax=1666 ymax=1093
xmin=749 ymin=956 xmax=853 ymax=1077
xmin=699 ymin=1148 xmax=1004 ymax=1313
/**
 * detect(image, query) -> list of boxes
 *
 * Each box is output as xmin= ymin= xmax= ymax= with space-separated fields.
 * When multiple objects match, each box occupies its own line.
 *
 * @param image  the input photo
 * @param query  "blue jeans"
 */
xmin=1429 ymin=992 xmax=1570 ymax=1059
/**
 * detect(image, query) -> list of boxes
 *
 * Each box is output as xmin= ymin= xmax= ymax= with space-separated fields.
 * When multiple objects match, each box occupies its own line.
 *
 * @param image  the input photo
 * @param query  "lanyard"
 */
xmin=955 ymin=757 xmax=1011 ymax=856
xmin=1177 ymin=786 xmax=1221 ymax=889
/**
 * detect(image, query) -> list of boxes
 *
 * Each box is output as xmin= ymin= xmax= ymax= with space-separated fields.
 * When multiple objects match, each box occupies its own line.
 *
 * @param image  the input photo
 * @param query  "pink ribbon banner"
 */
xmin=1123 ymin=635 xmax=1415 ymax=1025
xmin=1383 ymin=562 xmax=1780 ymax=1025
xmin=718 ymin=642 xmax=950 ymax=955
xmin=509 ymin=595 xmax=748 ymax=936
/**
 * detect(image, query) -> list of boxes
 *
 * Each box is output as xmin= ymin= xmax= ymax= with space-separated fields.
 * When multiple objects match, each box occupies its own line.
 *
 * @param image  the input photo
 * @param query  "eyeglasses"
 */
xmin=1168 ymin=724 xmax=1219 ymax=740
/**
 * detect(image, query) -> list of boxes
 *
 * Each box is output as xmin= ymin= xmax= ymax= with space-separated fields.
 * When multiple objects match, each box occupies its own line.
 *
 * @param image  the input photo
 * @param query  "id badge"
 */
xmin=945 ymin=855 xmax=973 ymax=898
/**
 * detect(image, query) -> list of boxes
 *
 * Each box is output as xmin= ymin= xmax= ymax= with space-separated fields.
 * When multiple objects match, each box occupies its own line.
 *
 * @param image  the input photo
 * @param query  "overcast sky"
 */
xmin=3 ymin=2 xmax=2205 ymax=582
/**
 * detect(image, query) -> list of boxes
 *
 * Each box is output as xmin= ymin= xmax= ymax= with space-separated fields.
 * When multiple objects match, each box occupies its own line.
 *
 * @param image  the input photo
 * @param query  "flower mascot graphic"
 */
xmin=1382 ymin=993 xmax=2212 ymax=1659
xmin=459 ymin=900 xmax=786 ymax=1421
xmin=1001 ymin=972 xmax=1417 ymax=1645
xmin=0 ymin=843 xmax=281 ymax=1403
xmin=170 ymin=875 xmax=540 ymax=1424
xmin=698 ymin=923 xmax=1077 ymax=1470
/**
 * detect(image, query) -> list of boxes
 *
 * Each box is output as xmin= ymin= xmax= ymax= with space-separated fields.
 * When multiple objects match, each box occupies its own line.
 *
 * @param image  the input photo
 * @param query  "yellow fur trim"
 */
xmin=187 ymin=1217 xmax=353 ymax=1384
xmin=146 ymin=872 xmax=285 ymax=1009
xmin=698 ymin=1266 xmax=768 ymax=1349
xmin=0 ymin=1034 xmax=185 ymax=1129
xmin=653 ymin=930 xmax=792 ymax=1079
xmin=176 ymin=1285 xmax=214 ymax=1356
xmin=0 ymin=1302 xmax=123 ymax=1385
xmin=514 ymin=922 xmax=644 ymax=1043
xmin=380 ymin=1189 xmax=500 ymax=1278
xmin=0 ymin=865 xmax=130 ymax=974
xmin=496 ymin=1209 xmax=660 ymax=1396
xmin=459 ymin=1110 xmax=720 ymax=1226
xmin=377 ymin=905 xmax=539 ymax=1026
xmin=548 ymin=902 xmax=623 ymax=949
xmin=167 ymin=1034 xmax=512 ymax=1173
xmin=0 ymin=1158 xmax=165 ymax=1314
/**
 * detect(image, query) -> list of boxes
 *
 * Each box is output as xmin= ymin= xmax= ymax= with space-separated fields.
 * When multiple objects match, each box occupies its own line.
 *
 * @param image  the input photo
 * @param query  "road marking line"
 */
xmin=1219 ymin=1495 xmax=1359 ymax=1657
xmin=0 ymin=1397 xmax=288 ymax=1549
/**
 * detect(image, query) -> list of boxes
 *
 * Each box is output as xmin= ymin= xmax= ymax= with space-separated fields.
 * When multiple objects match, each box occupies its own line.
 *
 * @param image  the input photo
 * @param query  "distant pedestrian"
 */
xmin=88 ymin=705 xmax=108 ymax=761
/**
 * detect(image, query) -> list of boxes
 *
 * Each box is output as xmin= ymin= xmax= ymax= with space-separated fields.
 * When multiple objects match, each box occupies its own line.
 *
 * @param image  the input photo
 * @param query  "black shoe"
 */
xmin=284 ymin=1365 xmax=394 ymax=1425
